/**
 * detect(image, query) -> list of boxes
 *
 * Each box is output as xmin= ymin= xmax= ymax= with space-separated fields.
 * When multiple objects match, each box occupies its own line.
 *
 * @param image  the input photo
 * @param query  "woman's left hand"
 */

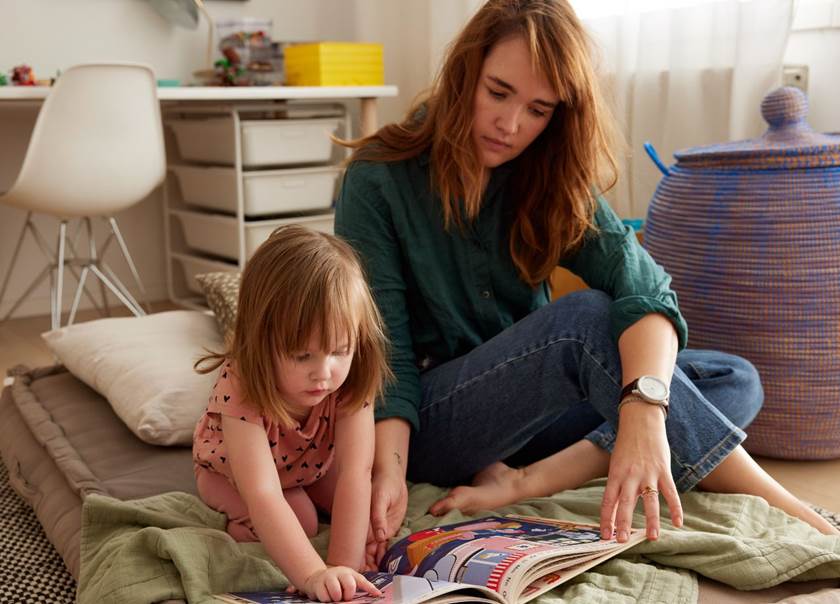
xmin=600 ymin=402 xmax=683 ymax=542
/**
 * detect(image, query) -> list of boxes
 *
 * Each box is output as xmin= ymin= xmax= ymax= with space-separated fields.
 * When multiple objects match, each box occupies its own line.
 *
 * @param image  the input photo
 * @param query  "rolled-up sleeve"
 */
xmin=334 ymin=162 xmax=422 ymax=431
xmin=560 ymin=196 xmax=688 ymax=350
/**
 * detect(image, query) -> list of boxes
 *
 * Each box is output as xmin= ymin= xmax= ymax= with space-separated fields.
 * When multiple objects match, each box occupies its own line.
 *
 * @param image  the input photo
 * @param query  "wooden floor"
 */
xmin=1 ymin=304 xmax=838 ymax=512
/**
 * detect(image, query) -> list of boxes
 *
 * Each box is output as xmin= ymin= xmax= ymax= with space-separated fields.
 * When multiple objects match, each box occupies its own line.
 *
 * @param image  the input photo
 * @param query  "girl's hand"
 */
xmin=301 ymin=566 xmax=382 ymax=602
xmin=600 ymin=402 xmax=683 ymax=542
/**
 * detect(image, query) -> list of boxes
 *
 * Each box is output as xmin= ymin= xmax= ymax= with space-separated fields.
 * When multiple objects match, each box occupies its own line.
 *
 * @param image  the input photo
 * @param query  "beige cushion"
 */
xmin=195 ymin=272 xmax=240 ymax=340
xmin=41 ymin=310 xmax=223 ymax=446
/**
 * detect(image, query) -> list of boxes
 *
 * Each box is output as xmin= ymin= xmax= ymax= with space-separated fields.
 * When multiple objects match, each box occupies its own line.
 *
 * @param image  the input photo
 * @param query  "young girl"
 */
xmin=193 ymin=225 xmax=390 ymax=602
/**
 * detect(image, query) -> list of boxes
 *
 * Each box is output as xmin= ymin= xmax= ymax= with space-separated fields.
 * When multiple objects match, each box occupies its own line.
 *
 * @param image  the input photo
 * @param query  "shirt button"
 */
xmin=480 ymin=290 xmax=491 ymax=299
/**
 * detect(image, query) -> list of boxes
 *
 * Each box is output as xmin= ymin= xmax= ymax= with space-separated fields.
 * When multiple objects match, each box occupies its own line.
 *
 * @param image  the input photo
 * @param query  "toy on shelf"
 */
xmin=11 ymin=64 xmax=36 ymax=86
xmin=196 ymin=19 xmax=283 ymax=86
xmin=211 ymin=58 xmax=247 ymax=87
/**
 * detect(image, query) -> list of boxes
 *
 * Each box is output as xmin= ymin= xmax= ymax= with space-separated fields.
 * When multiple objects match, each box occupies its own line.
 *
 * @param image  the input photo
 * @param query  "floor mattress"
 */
xmin=0 ymin=365 xmax=195 ymax=579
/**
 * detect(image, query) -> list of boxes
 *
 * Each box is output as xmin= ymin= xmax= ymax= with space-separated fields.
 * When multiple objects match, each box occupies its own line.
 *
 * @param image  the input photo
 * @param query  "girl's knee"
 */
xmin=284 ymin=486 xmax=319 ymax=537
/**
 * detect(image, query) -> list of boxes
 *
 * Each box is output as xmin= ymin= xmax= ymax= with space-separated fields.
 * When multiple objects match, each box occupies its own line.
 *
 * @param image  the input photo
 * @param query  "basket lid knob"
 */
xmin=761 ymin=86 xmax=809 ymax=130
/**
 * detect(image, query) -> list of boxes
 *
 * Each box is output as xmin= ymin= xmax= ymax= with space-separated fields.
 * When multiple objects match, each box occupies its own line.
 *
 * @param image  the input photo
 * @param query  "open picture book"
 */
xmin=217 ymin=515 xmax=645 ymax=604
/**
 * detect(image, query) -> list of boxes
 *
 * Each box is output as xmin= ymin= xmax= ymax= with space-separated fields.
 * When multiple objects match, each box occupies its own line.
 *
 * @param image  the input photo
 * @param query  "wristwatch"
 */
xmin=619 ymin=375 xmax=670 ymax=416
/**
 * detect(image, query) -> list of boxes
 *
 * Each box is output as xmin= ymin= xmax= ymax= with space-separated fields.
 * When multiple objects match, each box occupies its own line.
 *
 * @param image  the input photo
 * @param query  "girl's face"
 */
xmin=471 ymin=34 xmax=559 ymax=168
xmin=275 ymin=329 xmax=354 ymax=421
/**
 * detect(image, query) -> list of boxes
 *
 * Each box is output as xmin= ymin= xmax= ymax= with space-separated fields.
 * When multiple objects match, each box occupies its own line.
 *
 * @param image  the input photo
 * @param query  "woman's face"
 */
xmin=471 ymin=35 xmax=559 ymax=168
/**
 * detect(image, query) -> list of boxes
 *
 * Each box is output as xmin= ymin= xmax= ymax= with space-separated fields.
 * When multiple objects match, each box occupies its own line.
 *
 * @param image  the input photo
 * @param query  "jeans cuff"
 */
xmin=585 ymin=425 xmax=615 ymax=452
xmin=671 ymin=427 xmax=746 ymax=492
xmin=584 ymin=423 xmax=747 ymax=493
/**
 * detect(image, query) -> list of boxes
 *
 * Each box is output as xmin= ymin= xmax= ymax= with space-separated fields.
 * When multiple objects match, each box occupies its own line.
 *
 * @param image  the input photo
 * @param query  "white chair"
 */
xmin=0 ymin=63 xmax=166 ymax=329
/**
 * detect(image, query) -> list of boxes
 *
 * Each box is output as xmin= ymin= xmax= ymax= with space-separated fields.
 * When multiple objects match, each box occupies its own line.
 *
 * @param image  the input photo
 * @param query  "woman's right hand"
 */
xmin=368 ymin=463 xmax=409 ymax=562
xmin=300 ymin=566 xmax=381 ymax=602
xmin=600 ymin=402 xmax=683 ymax=542
xmin=367 ymin=418 xmax=411 ymax=567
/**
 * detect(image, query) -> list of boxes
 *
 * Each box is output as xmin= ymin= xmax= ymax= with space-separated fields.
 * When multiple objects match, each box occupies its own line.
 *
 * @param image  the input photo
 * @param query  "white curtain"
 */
xmin=576 ymin=0 xmax=794 ymax=218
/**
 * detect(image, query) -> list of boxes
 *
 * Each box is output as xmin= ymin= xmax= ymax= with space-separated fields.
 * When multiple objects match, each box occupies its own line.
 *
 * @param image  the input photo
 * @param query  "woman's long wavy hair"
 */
xmin=339 ymin=0 xmax=620 ymax=286
xmin=195 ymin=225 xmax=392 ymax=428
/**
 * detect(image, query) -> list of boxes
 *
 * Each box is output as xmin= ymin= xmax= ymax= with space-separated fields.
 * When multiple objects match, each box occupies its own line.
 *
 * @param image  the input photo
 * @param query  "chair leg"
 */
xmin=100 ymin=261 xmax=145 ymax=316
xmin=60 ymin=223 xmax=110 ymax=316
xmin=0 ymin=265 xmax=51 ymax=322
xmin=0 ymin=212 xmax=75 ymax=323
xmin=67 ymin=266 xmax=90 ymax=327
xmin=52 ymin=221 xmax=67 ymax=331
xmin=84 ymin=217 xmax=110 ymax=317
xmin=107 ymin=217 xmax=151 ymax=314
xmin=87 ymin=264 xmax=144 ymax=318
xmin=0 ymin=211 xmax=33 ymax=316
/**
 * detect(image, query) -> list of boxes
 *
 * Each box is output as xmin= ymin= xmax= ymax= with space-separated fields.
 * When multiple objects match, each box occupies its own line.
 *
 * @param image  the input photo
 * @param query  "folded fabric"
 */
xmin=77 ymin=479 xmax=840 ymax=604
xmin=42 ymin=311 xmax=224 ymax=446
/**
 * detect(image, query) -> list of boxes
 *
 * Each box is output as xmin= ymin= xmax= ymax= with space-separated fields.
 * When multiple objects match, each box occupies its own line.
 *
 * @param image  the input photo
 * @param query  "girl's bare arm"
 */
xmin=327 ymin=402 xmax=376 ymax=568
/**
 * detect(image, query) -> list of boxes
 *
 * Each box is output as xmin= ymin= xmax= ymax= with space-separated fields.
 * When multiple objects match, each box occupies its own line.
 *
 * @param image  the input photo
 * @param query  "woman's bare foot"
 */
xmin=747 ymin=490 xmax=840 ymax=536
xmin=792 ymin=504 xmax=840 ymax=536
xmin=699 ymin=446 xmax=840 ymax=536
xmin=428 ymin=462 xmax=525 ymax=516
xmin=428 ymin=440 xmax=610 ymax=517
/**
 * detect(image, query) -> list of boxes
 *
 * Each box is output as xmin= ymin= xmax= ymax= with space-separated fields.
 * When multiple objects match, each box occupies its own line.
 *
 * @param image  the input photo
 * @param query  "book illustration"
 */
xmin=218 ymin=515 xmax=645 ymax=604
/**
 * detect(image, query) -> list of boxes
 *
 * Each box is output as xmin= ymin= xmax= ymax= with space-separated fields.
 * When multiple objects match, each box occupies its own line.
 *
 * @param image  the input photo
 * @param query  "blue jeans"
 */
xmin=407 ymin=290 xmax=763 ymax=492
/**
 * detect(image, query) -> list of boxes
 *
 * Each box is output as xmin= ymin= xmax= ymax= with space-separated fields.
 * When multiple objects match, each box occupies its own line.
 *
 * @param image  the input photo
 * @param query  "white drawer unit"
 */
xmin=170 ymin=164 xmax=340 ymax=216
xmin=171 ymin=209 xmax=334 ymax=261
xmin=162 ymin=101 xmax=352 ymax=311
xmin=171 ymin=252 xmax=238 ymax=295
xmin=167 ymin=116 xmax=343 ymax=167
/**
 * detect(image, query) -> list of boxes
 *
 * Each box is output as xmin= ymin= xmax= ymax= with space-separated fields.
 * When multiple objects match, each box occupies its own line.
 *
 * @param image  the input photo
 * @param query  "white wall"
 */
xmin=784 ymin=28 xmax=840 ymax=133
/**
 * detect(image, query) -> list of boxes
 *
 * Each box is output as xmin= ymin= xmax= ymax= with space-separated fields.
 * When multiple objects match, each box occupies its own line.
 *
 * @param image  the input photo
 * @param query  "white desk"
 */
xmin=0 ymin=85 xmax=398 ymax=136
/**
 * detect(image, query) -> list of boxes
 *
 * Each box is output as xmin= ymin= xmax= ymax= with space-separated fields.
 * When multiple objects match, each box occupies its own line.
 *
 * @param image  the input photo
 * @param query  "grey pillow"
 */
xmin=195 ymin=271 xmax=240 ymax=340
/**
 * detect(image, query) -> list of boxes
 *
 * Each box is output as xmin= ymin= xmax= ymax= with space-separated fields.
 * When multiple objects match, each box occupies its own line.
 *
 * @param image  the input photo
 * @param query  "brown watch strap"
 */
xmin=620 ymin=380 xmax=638 ymax=401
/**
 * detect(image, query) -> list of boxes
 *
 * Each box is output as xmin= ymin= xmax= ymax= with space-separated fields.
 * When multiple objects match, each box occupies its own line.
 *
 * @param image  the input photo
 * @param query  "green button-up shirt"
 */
xmin=335 ymin=154 xmax=687 ymax=431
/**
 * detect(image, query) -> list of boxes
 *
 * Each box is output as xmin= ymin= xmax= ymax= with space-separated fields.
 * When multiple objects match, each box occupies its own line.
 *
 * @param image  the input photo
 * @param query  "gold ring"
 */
xmin=640 ymin=486 xmax=659 ymax=498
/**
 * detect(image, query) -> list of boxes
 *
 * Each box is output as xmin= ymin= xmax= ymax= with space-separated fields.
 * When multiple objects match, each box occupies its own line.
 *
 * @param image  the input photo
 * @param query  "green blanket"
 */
xmin=78 ymin=479 xmax=840 ymax=604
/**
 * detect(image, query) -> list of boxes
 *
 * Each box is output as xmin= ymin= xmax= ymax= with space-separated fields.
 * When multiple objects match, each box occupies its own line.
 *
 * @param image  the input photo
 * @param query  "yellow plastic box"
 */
xmin=284 ymin=42 xmax=384 ymax=86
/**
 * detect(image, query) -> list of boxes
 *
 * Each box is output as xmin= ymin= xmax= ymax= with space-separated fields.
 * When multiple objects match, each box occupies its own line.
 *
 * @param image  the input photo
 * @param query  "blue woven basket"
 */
xmin=644 ymin=87 xmax=840 ymax=460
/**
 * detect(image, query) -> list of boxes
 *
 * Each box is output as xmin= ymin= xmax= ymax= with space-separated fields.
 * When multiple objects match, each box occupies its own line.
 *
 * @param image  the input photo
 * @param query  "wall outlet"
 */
xmin=783 ymin=64 xmax=809 ymax=92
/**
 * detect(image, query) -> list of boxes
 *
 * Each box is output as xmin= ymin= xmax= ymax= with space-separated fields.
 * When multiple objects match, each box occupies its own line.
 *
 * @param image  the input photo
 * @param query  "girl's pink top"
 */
xmin=193 ymin=361 xmax=337 ymax=488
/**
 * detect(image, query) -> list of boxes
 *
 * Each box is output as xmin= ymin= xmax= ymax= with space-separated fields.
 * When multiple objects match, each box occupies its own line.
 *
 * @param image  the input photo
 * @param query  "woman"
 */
xmin=335 ymin=0 xmax=838 ymax=556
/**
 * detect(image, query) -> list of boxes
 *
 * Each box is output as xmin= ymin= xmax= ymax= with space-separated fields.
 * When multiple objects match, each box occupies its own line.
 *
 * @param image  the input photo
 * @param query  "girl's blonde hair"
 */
xmin=339 ymin=0 xmax=619 ymax=287
xmin=196 ymin=225 xmax=391 ymax=428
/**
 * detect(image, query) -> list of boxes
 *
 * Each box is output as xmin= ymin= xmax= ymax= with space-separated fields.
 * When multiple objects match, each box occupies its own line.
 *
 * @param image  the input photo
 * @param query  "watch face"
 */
xmin=638 ymin=376 xmax=668 ymax=401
